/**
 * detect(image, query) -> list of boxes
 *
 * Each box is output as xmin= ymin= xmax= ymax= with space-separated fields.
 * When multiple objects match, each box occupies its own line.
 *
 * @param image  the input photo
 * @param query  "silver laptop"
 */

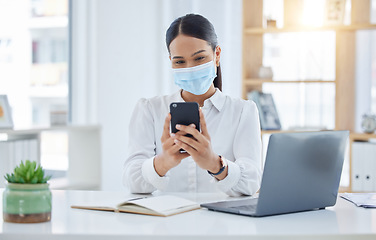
xmin=201 ymin=131 xmax=349 ymax=217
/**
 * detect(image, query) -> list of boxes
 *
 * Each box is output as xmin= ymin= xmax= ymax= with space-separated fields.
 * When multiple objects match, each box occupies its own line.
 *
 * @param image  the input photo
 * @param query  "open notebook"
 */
xmin=71 ymin=195 xmax=201 ymax=217
xmin=341 ymin=193 xmax=376 ymax=208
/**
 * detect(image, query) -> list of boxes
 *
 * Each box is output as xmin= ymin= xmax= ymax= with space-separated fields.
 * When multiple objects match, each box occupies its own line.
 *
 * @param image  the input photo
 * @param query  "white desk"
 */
xmin=1 ymin=189 xmax=375 ymax=240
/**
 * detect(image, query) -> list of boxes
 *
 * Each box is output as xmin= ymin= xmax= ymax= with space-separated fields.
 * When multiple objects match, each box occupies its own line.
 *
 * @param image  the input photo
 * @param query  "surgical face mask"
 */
xmin=172 ymin=60 xmax=217 ymax=95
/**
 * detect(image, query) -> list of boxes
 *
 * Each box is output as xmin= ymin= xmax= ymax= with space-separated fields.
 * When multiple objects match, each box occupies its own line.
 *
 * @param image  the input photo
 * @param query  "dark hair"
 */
xmin=166 ymin=14 xmax=222 ymax=91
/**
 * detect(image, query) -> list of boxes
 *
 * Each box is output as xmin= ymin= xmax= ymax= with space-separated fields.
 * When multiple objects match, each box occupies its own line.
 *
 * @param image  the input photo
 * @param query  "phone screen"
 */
xmin=169 ymin=102 xmax=200 ymax=138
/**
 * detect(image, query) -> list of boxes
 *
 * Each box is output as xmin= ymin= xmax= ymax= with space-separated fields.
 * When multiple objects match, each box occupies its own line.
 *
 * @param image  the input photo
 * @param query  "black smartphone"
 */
xmin=170 ymin=102 xmax=200 ymax=138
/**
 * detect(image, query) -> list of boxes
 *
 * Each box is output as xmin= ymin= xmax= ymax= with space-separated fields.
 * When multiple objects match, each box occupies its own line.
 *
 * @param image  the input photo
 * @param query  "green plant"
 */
xmin=4 ymin=160 xmax=51 ymax=184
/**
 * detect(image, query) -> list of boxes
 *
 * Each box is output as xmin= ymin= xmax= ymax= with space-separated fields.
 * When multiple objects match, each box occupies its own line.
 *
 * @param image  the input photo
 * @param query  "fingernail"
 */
xmin=174 ymin=139 xmax=179 ymax=144
xmin=170 ymin=133 xmax=175 ymax=137
xmin=190 ymin=124 xmax=195 ymax=128
xmin=176 ymin=124 xmax=181 ymax=129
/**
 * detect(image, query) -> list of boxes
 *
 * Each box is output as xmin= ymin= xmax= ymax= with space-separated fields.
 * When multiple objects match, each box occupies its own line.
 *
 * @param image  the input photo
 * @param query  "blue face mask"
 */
xmin=172 ymin=60 xmax=217 ymax=95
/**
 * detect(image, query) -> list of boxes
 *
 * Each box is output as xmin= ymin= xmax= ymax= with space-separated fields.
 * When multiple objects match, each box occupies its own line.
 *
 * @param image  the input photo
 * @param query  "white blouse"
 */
xmin=123 ymin=89 xmax=262 ymax=196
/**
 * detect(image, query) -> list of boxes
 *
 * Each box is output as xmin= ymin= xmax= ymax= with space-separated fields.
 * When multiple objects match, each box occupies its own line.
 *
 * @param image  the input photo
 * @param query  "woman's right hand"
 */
xmin=154 ymin=113 xmax=189 ymax=176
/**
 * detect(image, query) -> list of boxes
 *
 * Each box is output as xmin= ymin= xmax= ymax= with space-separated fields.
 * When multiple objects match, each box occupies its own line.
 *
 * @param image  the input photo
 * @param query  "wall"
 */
xmin=96 ymin=0 xmax=159 ymax=191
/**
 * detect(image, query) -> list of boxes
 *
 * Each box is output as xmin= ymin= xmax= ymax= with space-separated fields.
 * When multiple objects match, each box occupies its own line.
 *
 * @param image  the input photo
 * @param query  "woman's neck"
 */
xmin=181 ymin=85 xmax=216 ymax=107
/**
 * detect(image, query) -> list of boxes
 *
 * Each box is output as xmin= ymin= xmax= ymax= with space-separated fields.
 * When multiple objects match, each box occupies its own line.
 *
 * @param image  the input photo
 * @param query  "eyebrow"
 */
xmin=191 ymin=49 xmax=206 ymax=56
xmin=172 ymin=49 xmax=207 ymax=59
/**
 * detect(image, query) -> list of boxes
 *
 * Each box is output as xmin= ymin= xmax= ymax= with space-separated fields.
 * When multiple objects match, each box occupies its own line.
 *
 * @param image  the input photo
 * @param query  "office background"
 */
xmin=0 ymin=0 xmax=243 ymax=191
xmin=0 ymin=0 xmax=376 ymax=191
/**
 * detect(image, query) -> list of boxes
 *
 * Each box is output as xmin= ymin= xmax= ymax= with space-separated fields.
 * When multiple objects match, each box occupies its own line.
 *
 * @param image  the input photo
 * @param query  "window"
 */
xmin=0 ymin=0 xmax=69 ymax=128
xmin=0 ymin=0 xmax=69 ymax=173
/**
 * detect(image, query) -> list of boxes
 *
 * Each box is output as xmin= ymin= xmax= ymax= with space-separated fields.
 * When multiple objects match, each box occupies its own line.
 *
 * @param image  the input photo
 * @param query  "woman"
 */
xmin=123 ymin=14 xmax=261 ymax=196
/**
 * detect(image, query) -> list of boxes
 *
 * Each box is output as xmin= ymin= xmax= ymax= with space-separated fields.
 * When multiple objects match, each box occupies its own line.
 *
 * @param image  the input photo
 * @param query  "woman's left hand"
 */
xmin=172 ymin=108 xmax=222 ymax=174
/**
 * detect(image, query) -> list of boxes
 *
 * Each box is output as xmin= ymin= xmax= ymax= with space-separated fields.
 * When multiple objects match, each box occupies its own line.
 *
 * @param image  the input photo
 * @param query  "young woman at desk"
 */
xmin=123 ymin=14 xmax=261 ymax=196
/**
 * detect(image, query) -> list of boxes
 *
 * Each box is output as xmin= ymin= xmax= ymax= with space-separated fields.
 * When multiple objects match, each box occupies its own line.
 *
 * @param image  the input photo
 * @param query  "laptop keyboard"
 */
xmin=231 ymin=204 xmax=257 ymax=212
xmin=229 ymin=198 xmax=258 ymax=214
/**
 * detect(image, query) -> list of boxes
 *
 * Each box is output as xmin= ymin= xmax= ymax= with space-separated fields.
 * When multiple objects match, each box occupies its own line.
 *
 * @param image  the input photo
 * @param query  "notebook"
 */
xmin=201 ymin=131 xmax=349 ymax=217
xmin=341 ymin=193 xmax=376 ymax=208
xmin=71 ymin=195 xmax=200 ymax=217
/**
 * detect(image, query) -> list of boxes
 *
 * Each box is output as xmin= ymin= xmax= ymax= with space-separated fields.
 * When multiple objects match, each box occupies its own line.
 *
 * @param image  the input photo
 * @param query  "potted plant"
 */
xmin=3 ymin=160 xmax=52 ymax=223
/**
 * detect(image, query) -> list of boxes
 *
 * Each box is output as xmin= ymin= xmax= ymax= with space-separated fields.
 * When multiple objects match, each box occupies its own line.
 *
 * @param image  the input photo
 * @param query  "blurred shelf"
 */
xmin=338 ymin=186 xmax=351 ymax=193
xmin=0 ymin=125 xmax=101 ymax=135
xmin=0 ymin=125 xmax=101 ymax=191
xmin=244 ymin=79 xmax=336 ymax=86
xmin=29 ymin=16 xmax=68 ymax=29
xmin=350 ymin=132 xmax=376 ymax=141
xmin=245 ymin=24 xmax=376 ymax=34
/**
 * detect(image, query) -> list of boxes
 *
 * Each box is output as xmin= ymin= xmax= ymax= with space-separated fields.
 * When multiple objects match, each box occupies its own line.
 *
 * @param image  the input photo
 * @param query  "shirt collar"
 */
xmin=204 ymin=88 xmax=225 ymax=112
xmin=174 ymin=88 xmax=226 ymax=112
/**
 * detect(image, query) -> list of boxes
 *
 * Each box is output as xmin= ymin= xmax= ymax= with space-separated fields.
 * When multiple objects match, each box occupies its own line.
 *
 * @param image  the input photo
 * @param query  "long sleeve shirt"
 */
xmin=123 ymin=89 xmax=262 ymax=196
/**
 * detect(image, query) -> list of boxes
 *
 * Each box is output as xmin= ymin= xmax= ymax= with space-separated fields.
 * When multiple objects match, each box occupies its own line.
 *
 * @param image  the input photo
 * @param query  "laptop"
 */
xmin=201 ymin=131 xmax=349 ymax=217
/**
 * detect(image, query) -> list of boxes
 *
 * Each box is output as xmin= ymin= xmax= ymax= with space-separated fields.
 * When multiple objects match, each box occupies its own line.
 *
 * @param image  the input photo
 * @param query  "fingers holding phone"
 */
xmin=154 ymin=113 xmax=189 ymax=176
xmin=155 ymin=103 xmax=217 ymax=177
xmin=172 ymin=107 xmax=221 ymax=175
xmin=160 ymin=113 xmax=172 ymax=142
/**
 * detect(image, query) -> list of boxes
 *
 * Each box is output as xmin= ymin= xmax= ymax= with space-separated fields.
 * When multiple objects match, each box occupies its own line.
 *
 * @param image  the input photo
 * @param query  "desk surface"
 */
xmin=1 ymin=189 xmax=376 ymax=240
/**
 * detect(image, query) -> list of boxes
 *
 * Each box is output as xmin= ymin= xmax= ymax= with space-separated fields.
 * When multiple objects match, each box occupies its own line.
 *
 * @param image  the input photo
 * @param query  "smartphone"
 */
xmin=170 ymin=102 xmax=200 ymax=138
